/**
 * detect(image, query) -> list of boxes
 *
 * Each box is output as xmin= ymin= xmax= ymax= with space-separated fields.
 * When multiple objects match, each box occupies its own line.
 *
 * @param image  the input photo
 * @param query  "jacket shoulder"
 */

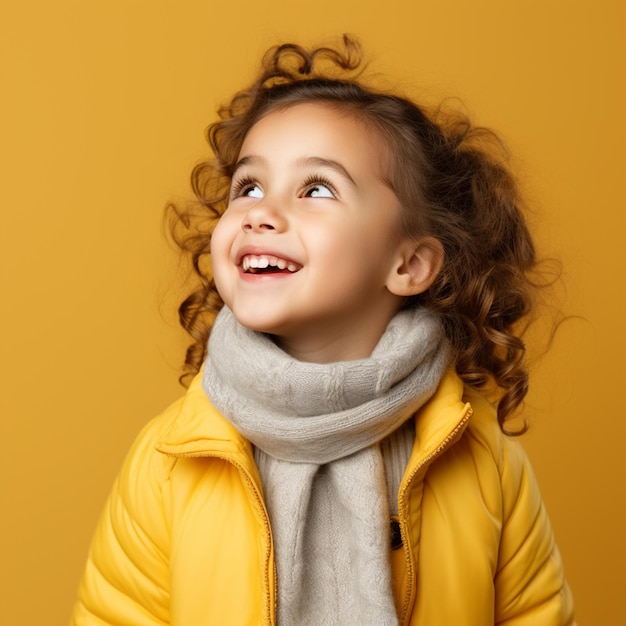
xmin=72 ymin=394 xmax=187 ymax=625
xmin=461 ymin=388 xmax=527 ymax=476
xmin=457 ymin=388 xmax=575 ymax=624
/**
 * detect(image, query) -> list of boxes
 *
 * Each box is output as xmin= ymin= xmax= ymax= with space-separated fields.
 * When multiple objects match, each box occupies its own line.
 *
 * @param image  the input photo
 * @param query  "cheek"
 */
xmin=211 ymin=214 xmax=237 ymax=259
xmin=210 ymin=218 xmax=236 ymax=290
xmin=317 ymin=218 xmax=396 ymax=265
xmin=309 ymin=229 xmax=385 ymax=290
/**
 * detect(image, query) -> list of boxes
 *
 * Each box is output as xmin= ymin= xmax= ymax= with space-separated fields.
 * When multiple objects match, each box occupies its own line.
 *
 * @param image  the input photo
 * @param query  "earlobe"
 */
xmin=386 ymin=237 xmax=444 ymax=297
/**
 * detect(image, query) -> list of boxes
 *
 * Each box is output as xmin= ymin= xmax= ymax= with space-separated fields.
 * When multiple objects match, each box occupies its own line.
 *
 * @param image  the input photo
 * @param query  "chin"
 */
xmin=230 ymin=308 xmax=284 ymax=335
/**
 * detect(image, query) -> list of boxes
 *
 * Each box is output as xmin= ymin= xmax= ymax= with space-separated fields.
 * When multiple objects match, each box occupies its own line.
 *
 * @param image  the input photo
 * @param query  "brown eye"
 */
xmin=231 ymin=176 xmax=263 ymax=199
xmin=243 ymin=184 xmax=263 ymax=198
xmin=303 ymin=175 xmax=337 ymax=199
xmin=305 ymin=184 xmax=335 ymax=198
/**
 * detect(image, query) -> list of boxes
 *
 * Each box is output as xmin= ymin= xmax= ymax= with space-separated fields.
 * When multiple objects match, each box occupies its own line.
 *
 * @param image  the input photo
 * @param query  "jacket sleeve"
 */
xmin=70 ymin=416 xmax=173 ymax=626
xmin=493 ymin=435 xmax=575 ymax=625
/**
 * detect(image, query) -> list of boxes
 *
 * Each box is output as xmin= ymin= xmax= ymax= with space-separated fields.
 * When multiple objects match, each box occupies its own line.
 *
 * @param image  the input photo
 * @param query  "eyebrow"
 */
xmin=296 ymin=157 xmax=356 ymax=185
xmin=231 ymin=155 xmax=261 ymax=176
xmin=231 ymin=155 xmax=356 ymax=186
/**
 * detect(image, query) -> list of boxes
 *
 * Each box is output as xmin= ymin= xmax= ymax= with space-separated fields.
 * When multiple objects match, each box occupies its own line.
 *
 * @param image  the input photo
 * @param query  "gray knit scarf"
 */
xmin=203 ymin=306 xmax=449 ymax=625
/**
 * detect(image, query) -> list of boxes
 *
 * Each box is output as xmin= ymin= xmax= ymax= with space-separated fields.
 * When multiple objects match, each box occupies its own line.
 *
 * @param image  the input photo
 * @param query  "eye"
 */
xmin=231 ymin=176 xmax=264 ymax=199
xmin=244 ymin=184 xmax=264 ymax=198
xmin=303 ymin=176 xmax=337 ymax=199
xmin=305 ymin=184 xmax=334 ymax=198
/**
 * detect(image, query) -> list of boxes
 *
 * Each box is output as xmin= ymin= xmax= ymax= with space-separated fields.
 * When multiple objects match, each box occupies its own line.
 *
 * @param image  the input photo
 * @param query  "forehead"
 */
xmin=239 ymin=102 xmax=389 ymax=175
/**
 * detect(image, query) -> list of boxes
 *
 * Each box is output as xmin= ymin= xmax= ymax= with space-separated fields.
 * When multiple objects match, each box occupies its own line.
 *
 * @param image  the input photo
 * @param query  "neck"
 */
xmin=203 ymin=305 xmax=451 ymax=464
xmin=275 ymin=333 xmax=380 ymax=363
xmin=273 ymin=309 xmax=401 ymax=363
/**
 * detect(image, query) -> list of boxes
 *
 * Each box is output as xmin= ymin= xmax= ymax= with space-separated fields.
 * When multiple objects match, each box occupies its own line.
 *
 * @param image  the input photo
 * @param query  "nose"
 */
xmin=241 ymin=201 xmax=287 ymax=233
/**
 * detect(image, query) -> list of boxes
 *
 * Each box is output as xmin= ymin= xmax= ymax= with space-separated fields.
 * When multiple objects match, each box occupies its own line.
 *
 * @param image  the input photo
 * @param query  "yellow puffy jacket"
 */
xmin=71 ymin=371 xmax=574 ymax=625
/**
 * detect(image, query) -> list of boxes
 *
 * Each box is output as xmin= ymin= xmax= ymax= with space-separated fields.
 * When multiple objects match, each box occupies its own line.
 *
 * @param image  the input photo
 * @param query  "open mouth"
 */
xmin=240 ymin=254 xmax=302 ymax=274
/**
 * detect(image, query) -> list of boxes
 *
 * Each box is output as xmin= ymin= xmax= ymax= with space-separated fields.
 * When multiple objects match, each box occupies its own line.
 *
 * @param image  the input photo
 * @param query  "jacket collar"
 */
xmin=407 ymin=369 xmax=473 ymax=475
xmin=156 ymin=367 xmax=472 ymax=472
xmin=155 ymin=371 xmax=251 ymax=461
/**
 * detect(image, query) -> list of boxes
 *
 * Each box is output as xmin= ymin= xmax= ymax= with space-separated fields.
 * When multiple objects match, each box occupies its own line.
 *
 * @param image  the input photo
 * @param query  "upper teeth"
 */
xmin=242 ymin=254 xmax=299 ymax=272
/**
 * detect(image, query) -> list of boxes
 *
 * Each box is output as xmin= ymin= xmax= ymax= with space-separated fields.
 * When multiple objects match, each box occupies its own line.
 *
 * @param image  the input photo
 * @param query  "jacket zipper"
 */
xmin=171 ymin=450 xmax=275 ymax=625
xmin=168 ymin=404 xmax=471 ymax=625
xmin=397 ymin=406 xmax=473 ymax=625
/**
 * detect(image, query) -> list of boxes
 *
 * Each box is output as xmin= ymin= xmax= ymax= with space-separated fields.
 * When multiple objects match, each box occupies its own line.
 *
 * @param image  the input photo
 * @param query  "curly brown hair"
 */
xmin=167 ymin=35 xmax=551 ymax=433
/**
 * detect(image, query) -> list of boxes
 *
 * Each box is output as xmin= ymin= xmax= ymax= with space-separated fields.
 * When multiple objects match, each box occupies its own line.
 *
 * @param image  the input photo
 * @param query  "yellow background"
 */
xmin=1 ymin=1 xmax=624 ymax=623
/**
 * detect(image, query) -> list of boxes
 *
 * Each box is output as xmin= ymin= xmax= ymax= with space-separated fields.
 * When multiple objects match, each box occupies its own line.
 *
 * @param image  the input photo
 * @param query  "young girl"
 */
xmin=72 ymin=37 xmax=575 ymax=625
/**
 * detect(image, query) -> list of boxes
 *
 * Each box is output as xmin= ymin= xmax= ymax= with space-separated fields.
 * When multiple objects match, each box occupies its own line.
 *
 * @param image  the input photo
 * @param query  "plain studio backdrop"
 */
xmin=1 ymin=1 xmax=624 ymax=623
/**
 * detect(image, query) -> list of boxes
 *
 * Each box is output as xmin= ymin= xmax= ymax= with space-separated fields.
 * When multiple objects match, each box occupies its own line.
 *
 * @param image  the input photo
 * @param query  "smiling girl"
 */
xmin=72 ymin=37 xmax=575 ymax=625
xmin=212 ymin=102 xmax=439 ymax=362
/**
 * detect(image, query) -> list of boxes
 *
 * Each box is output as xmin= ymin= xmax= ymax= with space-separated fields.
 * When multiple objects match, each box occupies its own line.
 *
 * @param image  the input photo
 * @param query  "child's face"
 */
xmin=211 ymin=102 xmax=415 ymax=362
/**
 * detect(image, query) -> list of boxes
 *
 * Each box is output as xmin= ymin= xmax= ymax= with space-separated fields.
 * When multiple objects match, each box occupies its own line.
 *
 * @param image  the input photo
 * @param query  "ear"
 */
xmin=386 ymin=237 xmax=444 ymax=297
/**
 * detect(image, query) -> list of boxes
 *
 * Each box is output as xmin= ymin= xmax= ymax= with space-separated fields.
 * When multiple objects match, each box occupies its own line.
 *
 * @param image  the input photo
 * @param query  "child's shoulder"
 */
xmin=124 ymin=372 xmax=248 ymax=471
xmin=459 ymin=385 xmax=537 ymax=500
xmin=113 ymin=394 xmax=189 ymax=487
xmin=462 ymin=385 xmax=526 ymax=457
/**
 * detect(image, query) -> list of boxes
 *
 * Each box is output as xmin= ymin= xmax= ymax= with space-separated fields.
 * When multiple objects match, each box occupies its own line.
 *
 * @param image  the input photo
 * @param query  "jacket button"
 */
xmin=390 ymin=518 xmax=403 ymax=550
